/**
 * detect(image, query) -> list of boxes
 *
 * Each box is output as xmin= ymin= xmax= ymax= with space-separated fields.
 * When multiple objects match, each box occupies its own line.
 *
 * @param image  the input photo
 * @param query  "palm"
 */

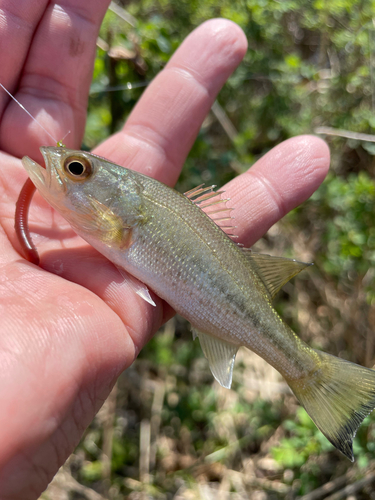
xmin=0 ymin=1 xmax=329 ymax=498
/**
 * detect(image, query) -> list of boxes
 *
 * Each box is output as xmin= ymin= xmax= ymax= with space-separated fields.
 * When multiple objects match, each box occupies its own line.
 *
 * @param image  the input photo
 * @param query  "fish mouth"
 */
xmin=22 ymin=147 xmax=66 ymax=196
xmin=21 ymin=156 xmax=46 ymax=189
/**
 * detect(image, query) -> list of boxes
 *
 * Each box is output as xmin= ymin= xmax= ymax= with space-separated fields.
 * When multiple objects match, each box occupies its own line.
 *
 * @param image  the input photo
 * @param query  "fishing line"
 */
xmin=59 ymin=129 xmax=71 ymax=145
xmin=0 ymin=83 xmax=59 ymax=144
xmin=89 ymin=81 xmax=149 ymax=95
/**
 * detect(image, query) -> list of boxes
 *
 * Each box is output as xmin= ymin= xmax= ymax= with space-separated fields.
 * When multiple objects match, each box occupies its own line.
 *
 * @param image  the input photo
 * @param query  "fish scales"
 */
xmin=129 ymin=175 xmax=312 ymax=374
xmin=21 ymin=146 xmax=375 ymax=461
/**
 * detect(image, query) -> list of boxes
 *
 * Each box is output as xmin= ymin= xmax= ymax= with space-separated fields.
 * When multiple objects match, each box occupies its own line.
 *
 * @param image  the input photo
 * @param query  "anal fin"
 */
xmin=192 ymin=328 xmax=238 ymax=389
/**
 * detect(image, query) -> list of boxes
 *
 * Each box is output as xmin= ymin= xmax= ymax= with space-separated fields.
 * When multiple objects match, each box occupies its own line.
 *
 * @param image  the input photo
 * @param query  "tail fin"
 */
xmin=288 ymin=350 xmax=375 ymax=461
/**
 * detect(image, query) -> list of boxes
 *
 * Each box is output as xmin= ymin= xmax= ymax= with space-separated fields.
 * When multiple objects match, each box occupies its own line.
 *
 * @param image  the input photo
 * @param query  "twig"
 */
xmin=211 ymin=100 xmax=238 ymax=144
xmin=140 ymin=419 xmax=151 ymax=483
xmin=150 ymin=379 xmax=166 ymax=471
xmin=204 ymin=434 xmax=254 ymax=464
xmin=108 ymin=1 xmax=137 ymax=27
xmin=315 ymin=126 xmax=375 ymax=143
xmin=298 ymin=471 xmax=352 ymax=500
xmin=101 ymin=382 xmax=118 ymax=481
xmin=228 ymin=468 xmax=290 ymax=495
xmin=96 ymin=36 xmax=109 ymax=51
xmin=325 ymin=472 xmax=375 ymax=500
xmin=45 ymin=466 xmax=108 ymax=500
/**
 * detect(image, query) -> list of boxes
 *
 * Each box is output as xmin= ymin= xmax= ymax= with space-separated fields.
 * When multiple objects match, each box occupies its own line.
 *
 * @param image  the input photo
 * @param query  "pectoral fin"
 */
xmin=192 ymin=328 xmax=238 ymax=389
xmin=244 ymin=251 xmax=312 ymax=301
xmin=116 ymin=267 xmax=156 ymax=306
xmin=71 ymin=195 xmax=134 ymax=248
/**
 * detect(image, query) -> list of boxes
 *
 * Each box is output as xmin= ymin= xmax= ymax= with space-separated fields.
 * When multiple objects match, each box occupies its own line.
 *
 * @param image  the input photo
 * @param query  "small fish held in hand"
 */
xmin=22 ymin=146 xmax=375 ymax=461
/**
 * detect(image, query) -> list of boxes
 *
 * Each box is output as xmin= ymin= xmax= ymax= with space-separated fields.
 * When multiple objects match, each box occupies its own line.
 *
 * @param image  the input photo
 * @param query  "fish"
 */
xmin=22 ymin=145 xmax=375 ymax=461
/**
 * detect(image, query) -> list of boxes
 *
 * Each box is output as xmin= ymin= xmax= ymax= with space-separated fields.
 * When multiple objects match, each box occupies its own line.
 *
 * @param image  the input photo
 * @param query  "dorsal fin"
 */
xmin=242 ymin=250 xmax=312 ymax=301
xmin=184 ymin=184 xmax=237 ymax=239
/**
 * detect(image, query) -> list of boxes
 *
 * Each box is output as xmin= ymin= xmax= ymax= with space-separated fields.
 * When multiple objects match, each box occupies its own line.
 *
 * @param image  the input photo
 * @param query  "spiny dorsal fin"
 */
xmin=184 ymin=184 xmax=237 ymax=239
xmin=192 ymin=327 xmax=238 ymax=389
xmin=243 ymin=250 xmax=312 ymax=301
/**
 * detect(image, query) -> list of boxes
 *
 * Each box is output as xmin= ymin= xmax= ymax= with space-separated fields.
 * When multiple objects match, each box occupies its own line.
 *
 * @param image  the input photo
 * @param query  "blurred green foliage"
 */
xmin=289 ymin=171 xmax=375 ymax=304
xmin=87 ymin=0 xmax=375 ymax=175
xmin=47 ymin=0 xmax=375 ymax=498
xmin=272 ymin=407 xmax=334 ymax=470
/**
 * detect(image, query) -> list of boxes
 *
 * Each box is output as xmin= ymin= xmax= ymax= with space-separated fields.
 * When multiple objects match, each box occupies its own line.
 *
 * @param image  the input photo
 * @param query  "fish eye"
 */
xmin=64 ymin=156 xmax=92 ymax=181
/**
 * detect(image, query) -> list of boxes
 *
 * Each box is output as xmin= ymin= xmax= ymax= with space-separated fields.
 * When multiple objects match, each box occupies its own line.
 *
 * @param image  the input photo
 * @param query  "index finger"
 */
xmin=94 ymin=19 xmax=248 ymax=186
xmin=0 ymin=0 xmax=110 ymax=159
xmin=0 ymin=0 xmax=47 ymax=110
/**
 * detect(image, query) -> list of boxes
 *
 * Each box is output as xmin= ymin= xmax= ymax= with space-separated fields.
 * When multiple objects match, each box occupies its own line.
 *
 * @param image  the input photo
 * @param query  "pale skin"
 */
xmin=0 ymin=1 xmax=330 ymax=498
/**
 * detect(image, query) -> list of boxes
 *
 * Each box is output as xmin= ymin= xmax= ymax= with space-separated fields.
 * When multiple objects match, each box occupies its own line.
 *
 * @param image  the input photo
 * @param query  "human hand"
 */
xmin=0 ymin=1 xmax=330 ymax=497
